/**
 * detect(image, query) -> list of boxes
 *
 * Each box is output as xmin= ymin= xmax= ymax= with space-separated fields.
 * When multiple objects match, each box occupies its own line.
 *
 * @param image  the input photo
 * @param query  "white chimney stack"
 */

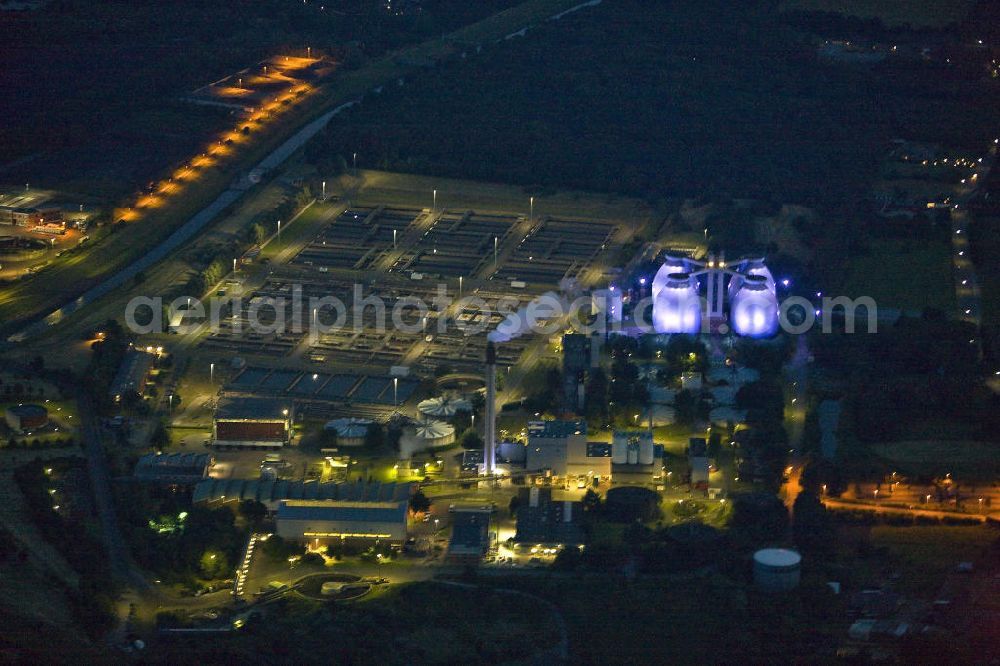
xmin=484 ymin=342 xmax=497 ymax=475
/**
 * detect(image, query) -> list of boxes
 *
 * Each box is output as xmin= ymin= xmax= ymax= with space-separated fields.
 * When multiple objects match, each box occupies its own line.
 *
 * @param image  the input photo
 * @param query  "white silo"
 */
xmin=611 ymin=437 xmax=629 ymax=465
xmin=639 ymin=436 xmax=654 ymax=465
xmin=653 ymin=273 xmax=701 ymax=335
xmin=753 ymin=548 xmax=801 ymax=592
xmin=730 ymin=275 xmax=778 ymax=338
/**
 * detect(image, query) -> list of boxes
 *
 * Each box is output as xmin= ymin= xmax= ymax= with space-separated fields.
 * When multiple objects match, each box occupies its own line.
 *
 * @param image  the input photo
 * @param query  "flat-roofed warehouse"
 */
xmin=213 ymin=396 xmax=292 ymax=449
xmin=134 ymin=452 xmax=213 ymax=485
xmin=275 ymin=500 xmax=408 ymax=548
xmin=193 ymin=479 xmax=412 ymax=513
xmin=109 ymin=348 xmax=156 ymax=403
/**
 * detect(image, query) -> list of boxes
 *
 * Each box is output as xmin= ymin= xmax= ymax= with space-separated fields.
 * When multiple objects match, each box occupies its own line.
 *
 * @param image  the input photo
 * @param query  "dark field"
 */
xmin=313 ymin=0 xmax=1000 ymax=211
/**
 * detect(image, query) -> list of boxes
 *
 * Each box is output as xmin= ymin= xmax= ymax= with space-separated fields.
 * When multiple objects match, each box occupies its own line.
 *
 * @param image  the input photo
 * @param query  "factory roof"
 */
xmin=527 ymin=420 xmax=587 ymax=438
xmin=277 ymin=499 xmax=407 ymax=524
xmin=109 ymin=348 xmax=155 ymax=398
xmin=135 ymin=452 xmax=211 ymax=471
xmin=215 ymin=396 xmax=290 ymax=421
xmin=134 ymin=453 xmax=212 ymax=481
xmin=449 ymin=510 xmax=491 ymax=554
xmin=5 ymin=403 xmax=47 ymax=418
xmin=193 ymin=478 xmax=412 ymax=505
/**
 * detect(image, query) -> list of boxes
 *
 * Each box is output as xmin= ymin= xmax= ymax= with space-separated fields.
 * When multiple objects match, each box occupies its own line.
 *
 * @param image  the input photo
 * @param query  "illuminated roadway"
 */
xmin=8 ymin=103 xmax=360 ymax=344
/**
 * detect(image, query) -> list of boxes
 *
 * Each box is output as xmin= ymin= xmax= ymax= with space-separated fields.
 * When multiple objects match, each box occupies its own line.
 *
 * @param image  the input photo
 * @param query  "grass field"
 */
xmin=871 ymin=439 xmax=1000 ymax=481
xmin=837 ymin=238 xmax=955 ymax=313
xmin=505 ymin=574 xmax=845 ymax=663
xmin=779 ymin=0 xmax=977 ymax=27
xmin=868 ymin=525 xmax=997 ymax=596
xmin=152 ymin=581 xmax=563 ymax=663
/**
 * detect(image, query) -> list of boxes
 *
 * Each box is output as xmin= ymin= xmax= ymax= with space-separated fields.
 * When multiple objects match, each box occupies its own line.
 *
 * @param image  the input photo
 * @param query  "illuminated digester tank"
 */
xmin=653 ymin=272 xmax=701 ymax=334
xmin=729 ymin=257 xmax=775 ymax=302
xmin=652 ymin=253 xmax=693 ymax=300
xmin=730 ymin=274 xmax=778 ymax=338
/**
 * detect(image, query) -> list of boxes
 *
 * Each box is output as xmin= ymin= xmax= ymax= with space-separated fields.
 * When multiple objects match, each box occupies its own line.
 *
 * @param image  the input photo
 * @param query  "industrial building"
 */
xmin=513 ymin=487 xmax=584 ymax=546
xmin=561 ymin=333 xmax=592 ymax=413
xmin=0 ymin=204 xmax=62 ymax=228
xmin=447 ymin=505 xmax=494 ymax=564
xmin=213 ymin=396 xmax=292 ymax=449
xmin=134 ymin=452 xmax=213 ymax=485
xmin=3 ymin=403 xmax=48 ymax=433
xmin=688 ymin=437 xmax=711 ymax=487
xmin=525 ymin=420 xmax=611 ymax=480
xmin=275 ymin=500 xmax=408 ymax=549
xmin=193 ymin=478 xmax=412 ymax=513
xmin=109 ymin=348 xmax=156 ymax=403
xmin=611 ymin=430 xmax=660 ymax=485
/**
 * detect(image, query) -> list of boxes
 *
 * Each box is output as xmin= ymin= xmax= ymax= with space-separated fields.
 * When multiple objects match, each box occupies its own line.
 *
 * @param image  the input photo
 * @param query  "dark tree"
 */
xmin=409 ymin=490 xmax=431 ymax=515
xmin=792 ymin=491 xmax=833 ymax=555
xmin=239 ymin=500 xmax=268 ymax=530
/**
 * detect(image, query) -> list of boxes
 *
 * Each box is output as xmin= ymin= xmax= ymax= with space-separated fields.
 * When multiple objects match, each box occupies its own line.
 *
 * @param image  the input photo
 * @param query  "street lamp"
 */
xmin=393 ymin=228 xmax=397 ymax=248
xmin=529 ymin=196 xmax=534 ymax=223
xmin=321 ymin=181 xmax=326 ymax=200
xmin=432 ymin=189 xmax=437 ymax=213
xmin=494 ymin=235 xmax=498 ymax=266
xmin=210 ymin=363 xmax=215 ymax=385
xmin=277 ymin=219 xmax=281 ymax=238
xmin=393 ymin=377 xmax=398 ymax=407
xmin=458 ymin=275 xmax=463 ymax=297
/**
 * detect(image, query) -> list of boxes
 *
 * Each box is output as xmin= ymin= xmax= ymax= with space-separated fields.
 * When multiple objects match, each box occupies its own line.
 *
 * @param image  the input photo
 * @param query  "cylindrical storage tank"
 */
xmin=611 ymin=438 xmax=628 ymax=465
xmin=653 ymin=273 xmax=701 ymax=334
xmin=742 ymin=257 xmax=775 ymax=292
xmin=729 ymin=258 xmax=775 ymax=302
xmin=639 ymin=438 xmax=654 ymax=465
xmin=730 ymin=275 xmax=778 ymax=338
xmin=325 ymin=418 xmax=374 ymax=447
xmin=651 ymin=254 xmax=691 ymax=300
xmin=753 ymin=548 xmax=801 ymax=592
xmin=413 ymin=419 xmax=456 ymax=448
xmin=417 ymin=396 xmax=471 ymax=418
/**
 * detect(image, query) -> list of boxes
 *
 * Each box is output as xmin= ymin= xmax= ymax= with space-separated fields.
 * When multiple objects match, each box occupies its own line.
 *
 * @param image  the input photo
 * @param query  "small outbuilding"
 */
xmin=4 ymin=404 xmax=48 ymax=433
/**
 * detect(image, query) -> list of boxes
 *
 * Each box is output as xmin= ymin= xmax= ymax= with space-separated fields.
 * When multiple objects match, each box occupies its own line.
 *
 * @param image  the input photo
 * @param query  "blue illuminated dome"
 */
xmin=730 ymin=274 xmax=778 ymax=338
xmin=653 ymin=272 xmax=701 ymax=334
xmin=652 ymin=253 xmax=693 ymax=300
